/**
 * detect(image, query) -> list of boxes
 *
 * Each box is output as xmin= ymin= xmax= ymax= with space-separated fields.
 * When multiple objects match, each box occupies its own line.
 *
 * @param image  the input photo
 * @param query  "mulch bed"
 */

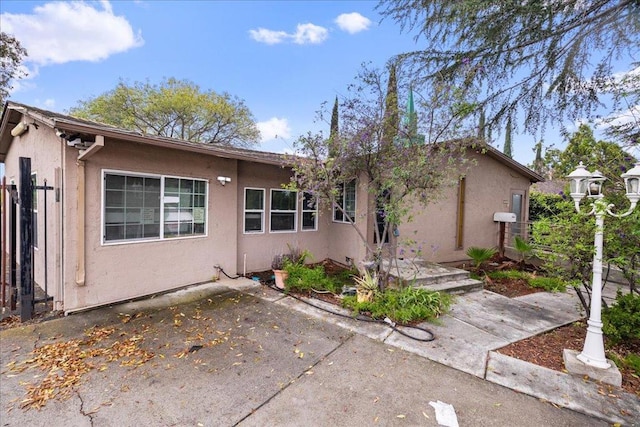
xmin=483 ymin=276 xmax=543 ymax=298
xmin=498 ymin=322 xmax=640 ymax=397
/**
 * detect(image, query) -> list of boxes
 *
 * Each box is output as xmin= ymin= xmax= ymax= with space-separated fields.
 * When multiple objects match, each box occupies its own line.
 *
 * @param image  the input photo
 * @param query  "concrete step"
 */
xmin=414 ymin=278 xmax=484 ymax=295
xmin=385 ymin=259 xmax=473 ymax=287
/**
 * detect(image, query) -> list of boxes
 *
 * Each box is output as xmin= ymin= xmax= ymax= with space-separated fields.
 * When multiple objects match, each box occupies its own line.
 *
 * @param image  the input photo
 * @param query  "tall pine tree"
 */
xmin=478 ymin=109 xmax=486 ymax=140
xmin=503 ymin=116 xmax=513 ymax=158
xmin=382 ymin=63 xmax=399 ymax=149
xmin=533 ymin=141 xmax=544 ymax=176
xmin=328 ymin=96 xmax=339 ymax=157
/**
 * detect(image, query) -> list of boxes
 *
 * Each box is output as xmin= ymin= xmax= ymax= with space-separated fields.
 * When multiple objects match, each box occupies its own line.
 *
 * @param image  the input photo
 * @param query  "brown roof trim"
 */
xmin=1 ymin=101 xmax=292 ymax=167
xmin=475 ymin=141 xmax=544 ymax=183
xmin=2 ymin=102 xmax=544 ymax=183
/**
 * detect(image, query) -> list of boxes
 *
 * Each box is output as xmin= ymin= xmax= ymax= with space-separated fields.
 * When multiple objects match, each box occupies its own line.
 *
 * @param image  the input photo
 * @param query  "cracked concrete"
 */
xmin=76 ymin=390 xmax=95 ymax=427
xmin=0 ymin=278 xmax=624 ymax=426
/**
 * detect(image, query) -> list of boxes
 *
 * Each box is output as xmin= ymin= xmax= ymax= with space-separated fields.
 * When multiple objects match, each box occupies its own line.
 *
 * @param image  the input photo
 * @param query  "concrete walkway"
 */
xmin=1 ymin=278 xmax=638 ymax=426
xmin=235 ymin=278 xmax=639 ymax=425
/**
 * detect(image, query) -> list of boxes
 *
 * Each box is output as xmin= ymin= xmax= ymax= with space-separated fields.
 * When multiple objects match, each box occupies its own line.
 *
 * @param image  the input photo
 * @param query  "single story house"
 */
xmin=0 ymin=102 xmax=542 ymax=313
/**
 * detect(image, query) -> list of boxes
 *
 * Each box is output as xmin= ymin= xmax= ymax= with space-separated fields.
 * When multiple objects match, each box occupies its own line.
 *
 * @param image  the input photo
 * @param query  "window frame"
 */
xmin=243 ymin=187 xmax=265 ymax=234
xmin=269 ymin=188 xmax=298 ymax=233
xmin=101 ymin=169 xmax=208 ymax=245
xmin=333 ymin=180 xmax=357 ymax=224
xmin=301 ymin=191 xmax=318 ymax=231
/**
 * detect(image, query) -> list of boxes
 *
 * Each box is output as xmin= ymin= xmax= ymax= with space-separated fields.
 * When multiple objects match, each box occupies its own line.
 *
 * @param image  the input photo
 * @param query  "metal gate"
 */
xmin=1 ymin=157 xmax=53 ymax=321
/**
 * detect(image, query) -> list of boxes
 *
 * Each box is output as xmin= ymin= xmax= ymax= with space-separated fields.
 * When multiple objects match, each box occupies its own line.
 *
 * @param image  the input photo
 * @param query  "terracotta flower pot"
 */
xmin=273 ymin=269 xmax=288 ymax=289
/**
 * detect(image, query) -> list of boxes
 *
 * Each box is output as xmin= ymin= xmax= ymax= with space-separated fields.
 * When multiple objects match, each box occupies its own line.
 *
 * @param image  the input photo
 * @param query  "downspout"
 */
xmin=75 ymin=160 xmax=86 ymax=286
xmin=75 ymin=135 xmax=104 ymax=287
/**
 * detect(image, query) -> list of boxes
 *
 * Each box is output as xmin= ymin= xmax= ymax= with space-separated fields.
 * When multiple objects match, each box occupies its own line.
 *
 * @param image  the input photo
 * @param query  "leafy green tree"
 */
xmin=0 ymin=32 xmax=28 ymax=104
xmin=378 ymin=0 xmax=640 ymax=144
xmin=553 ymin=124 xmax=635 ymax=179
xmin=290 ymin=63 xmax=474 ymax=288
xmin=70 ymin=78 xmax=260 ymax=147
xmin=531 ymin=126 xmax=639 ymax=310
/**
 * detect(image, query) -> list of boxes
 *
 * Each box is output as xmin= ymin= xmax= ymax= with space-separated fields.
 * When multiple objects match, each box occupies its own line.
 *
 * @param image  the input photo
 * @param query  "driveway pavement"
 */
xmin=0 ymin=278 xmax=634 ymax=426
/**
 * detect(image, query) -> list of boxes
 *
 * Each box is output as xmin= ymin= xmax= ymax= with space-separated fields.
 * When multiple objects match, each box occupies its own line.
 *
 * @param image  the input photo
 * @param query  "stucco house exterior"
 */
xmin=0 ymin=102 xmax=542 ymax=313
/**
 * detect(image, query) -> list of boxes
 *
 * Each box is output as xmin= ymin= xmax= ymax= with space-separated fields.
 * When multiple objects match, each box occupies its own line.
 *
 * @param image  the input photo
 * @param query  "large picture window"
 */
xmin=244 ymin=188 xmax=265 ymax=233
xmin=302 ymin=192 xmax=318 ymax=231
xmin=270 ymin=189 xmax=297 ymax=232
xmin=333 ymin=180 xmax=356 ymax=223
xmin=103 ymin=171 xmax=207 ymax=243
xmin=163 ymin=177 xmax=207 ymax=238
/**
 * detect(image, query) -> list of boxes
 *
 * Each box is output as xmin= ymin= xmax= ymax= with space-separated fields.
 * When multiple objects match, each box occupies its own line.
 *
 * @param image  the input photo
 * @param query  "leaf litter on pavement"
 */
xmin=5 ymin=305 xmax=232 ymax=411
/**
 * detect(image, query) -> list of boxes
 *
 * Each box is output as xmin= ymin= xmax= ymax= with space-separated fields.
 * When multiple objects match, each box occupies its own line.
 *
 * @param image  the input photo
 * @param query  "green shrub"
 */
xmin=466 ymin=247 xmax=497 ymax=269
xmin=602 ymin=291 xmax=640 ymax=344
xmin=342 ymin=286 xmax=451 ymax=324
xmin=624 ymin=353 xmax=640 ymax=376
xmin=284 ymin=264 xmax=341 ymax=294
xmin=513 ymin=235 xmax=532 ymax=263
xmin=528 ymin=276 xmax=567 ymax=292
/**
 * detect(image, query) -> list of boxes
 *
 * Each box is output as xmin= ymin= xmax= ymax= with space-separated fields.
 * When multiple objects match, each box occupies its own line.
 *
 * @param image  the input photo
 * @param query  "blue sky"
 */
xmin=1 ymin=0 xmax=637 ymax=167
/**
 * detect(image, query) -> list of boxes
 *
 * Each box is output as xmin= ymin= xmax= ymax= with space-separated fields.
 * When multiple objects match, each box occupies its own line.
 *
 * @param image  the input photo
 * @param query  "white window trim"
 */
xmin=243 ymin=187 xmax=265 ymax=234
xmin=101 ymin=169 xmax=208 ymax=246
xmin=333 ymin=180 xmax=356 ymax=224
xmin=301 ymin=191 xmax=318 ymax=232
xmin=269 ymin=188 xmax=298 ymax=233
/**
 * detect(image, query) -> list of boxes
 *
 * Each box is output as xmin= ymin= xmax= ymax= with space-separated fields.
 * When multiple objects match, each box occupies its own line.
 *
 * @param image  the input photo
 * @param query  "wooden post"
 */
xmin=498 ymin=222 xmax=506 ymax=258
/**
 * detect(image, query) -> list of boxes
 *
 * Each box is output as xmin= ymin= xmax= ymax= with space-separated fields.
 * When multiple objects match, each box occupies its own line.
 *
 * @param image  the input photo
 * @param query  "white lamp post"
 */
xmin=567 ymin=161 xmax=640 ymax=369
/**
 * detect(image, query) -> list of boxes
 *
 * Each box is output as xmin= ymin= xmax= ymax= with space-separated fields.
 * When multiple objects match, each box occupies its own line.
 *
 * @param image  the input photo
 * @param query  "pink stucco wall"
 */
xmin=236 ymin=161 xmax=330 ymax=273
xmin=2 ymin=115 xmax=536 ymax=312
xmin=327 ymin=174 xmax=370 ymax=268
xmin=394 ymin=150 xmax=531 ymax=263
xmin=63 ymin=137 xmax=239 ymax=312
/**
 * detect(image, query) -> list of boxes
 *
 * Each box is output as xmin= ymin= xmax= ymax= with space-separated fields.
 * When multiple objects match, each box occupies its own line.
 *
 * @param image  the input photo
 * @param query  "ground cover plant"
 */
xmin=341 ymin=285 xmax=451 ymax=324
xmin=278 ymin=259 xmax=450 ymax=324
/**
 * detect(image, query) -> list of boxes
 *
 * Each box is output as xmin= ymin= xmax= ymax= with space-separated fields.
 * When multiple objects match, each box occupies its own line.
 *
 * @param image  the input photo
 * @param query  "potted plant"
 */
xmin=271 ymin=254 xmax=289 ymax=289
xmin=353 ymin=269 xmax=378 ymax=303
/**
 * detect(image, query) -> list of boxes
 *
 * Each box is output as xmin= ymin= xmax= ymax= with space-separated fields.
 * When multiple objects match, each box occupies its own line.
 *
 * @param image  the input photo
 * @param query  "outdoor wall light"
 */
xmin=566 ymin=162 xmax=640 ymax=370
xmin=217 ymin=176 xmax=231 ymax=186
xmin=10 ymin=121 xmax=29 ymax=137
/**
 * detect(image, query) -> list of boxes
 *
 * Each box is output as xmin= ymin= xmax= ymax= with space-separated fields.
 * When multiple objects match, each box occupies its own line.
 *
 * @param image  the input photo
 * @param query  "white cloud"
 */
xmin=5 ymin=64 xmax=35 ymax=95
xmin=31 ymin=98 xmax=56 ymax=109
xmin=257 ymin=117 xmax=291 ymax=142
xmin=0 ymin=1 xmax=144 ymax=66
xmin=249 ymin=23 xmax=328 ymax=45
xmin=292 ymin=23 xmax=328 ymax=45
xmin=335 ymin=12 xmax=371 ymax=34
xmin=595 ymin=104 xmax=640 ymax=128
xmin=248 ymin=28 xmax=289 ymax=45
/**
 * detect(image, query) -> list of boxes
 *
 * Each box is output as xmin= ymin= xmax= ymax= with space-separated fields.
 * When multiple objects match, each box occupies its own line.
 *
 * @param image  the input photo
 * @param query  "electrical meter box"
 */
xmin=493 ymin=212 xmax=517 ymax=223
